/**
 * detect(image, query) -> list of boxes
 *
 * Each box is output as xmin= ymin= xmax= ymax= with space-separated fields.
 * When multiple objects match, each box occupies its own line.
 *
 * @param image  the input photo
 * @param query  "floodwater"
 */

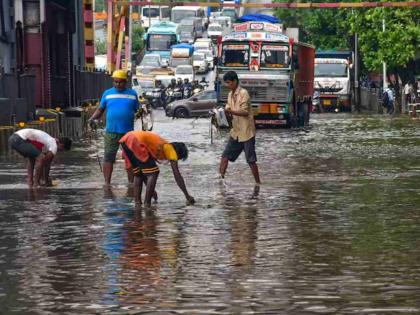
xmin=2 ymin=111 xmax=420 ymax=314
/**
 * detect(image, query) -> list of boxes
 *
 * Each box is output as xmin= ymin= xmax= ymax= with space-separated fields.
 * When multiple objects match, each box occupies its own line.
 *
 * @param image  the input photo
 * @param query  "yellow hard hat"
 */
xmin=112 ymin=70 xmax=128 ymax=80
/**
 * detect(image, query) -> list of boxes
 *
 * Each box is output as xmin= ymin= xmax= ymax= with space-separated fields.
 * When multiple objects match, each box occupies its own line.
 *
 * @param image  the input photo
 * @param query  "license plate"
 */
xmin=255 ymin=119 xmax=286 ymax=125
xmin=323 ymin=99 xmax=331 ymax=106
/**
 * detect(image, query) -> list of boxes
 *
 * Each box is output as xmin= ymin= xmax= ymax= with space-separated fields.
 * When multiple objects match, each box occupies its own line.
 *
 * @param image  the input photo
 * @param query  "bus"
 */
xmin=141 ymin=6 xmax=170 ymax=29
xmin=144 ymin=21 xmax=179 ymax=63
xmin=171 ymin=6 xmax=207 ymax=28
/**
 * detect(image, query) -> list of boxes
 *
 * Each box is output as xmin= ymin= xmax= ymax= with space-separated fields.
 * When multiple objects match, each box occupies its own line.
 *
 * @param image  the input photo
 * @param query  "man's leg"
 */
xmin=144 ymin=173 xmax=159 ymax=206
xmin=103 ymin=161 xmax=113 ymax=185
xmin=127 ymin=167 xmax=134 ymax=184
xmin=103 ymin=133 xmax=123 ymax=185
xmin=244 ymin=137 xmax=261 ymax=184
xmin=134 ymin=174 xmax=144 ymax=204
xmin=26 ymin=158 xmax=35 ymax=187
xmin=249 ymin=162 xmax=261 ymax=184
xmin=219 ymin=157 xmax=229 ymax=178
xmin=220 ymin=137 xmax=242 ymax=179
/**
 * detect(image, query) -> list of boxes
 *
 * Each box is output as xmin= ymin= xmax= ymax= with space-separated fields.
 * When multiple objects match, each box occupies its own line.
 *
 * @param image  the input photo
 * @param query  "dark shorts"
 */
xmin=121 ymin=143 xmax=159 ymax=177
xmin=8 ymin=134 xmax=41 ymax=159
xmin=222 ymin=136 xmax=257 ymax=164
xmin=104 ymin=132 xmax=125 ymax=162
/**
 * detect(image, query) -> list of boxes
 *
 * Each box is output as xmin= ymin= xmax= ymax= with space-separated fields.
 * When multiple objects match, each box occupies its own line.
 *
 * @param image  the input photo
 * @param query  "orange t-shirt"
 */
xmin=119 ymin=131 xmax=178 ymax=169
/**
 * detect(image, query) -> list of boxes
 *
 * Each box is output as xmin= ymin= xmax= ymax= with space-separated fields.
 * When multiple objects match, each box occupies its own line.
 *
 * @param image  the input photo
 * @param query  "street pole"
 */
xmin=382 ymin=18 xmax=387 ymax=90
xmin=128 ymin=4 xmax=133 ymax=70
xmin=354 ymin=31 xmax=359 ymax=111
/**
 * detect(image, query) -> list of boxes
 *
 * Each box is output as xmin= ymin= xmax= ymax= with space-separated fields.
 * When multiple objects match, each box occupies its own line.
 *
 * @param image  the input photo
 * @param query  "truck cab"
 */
xmin=314 ymin=51 xmax=353 ymax=112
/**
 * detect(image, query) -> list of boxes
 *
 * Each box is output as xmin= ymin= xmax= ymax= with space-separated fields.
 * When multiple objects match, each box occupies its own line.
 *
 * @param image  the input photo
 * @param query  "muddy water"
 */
xmin=2 ymin=112 xmax=420 ymax=314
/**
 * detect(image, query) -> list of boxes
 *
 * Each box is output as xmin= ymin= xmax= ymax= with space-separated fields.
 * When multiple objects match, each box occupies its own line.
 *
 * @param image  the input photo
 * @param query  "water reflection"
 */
xmin=2 ymin=112 xmax=420 ymax=314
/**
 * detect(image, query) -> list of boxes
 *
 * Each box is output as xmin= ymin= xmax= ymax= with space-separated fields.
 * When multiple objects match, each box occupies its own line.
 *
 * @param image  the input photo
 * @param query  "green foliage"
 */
xmin=132 ymin=25 xmax=146 ymax=53
xmin=274 ymin=2 xmax=352 ymax=50
xmin=95 ymin=38 xmax=107 ymax=55
xmin=350 ymin=7 xmax=420 ymax=73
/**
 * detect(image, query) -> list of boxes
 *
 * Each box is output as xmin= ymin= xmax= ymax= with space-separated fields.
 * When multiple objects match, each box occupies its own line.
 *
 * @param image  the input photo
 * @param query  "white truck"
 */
xmin=314 ymin=51 xmax=353 ymax=112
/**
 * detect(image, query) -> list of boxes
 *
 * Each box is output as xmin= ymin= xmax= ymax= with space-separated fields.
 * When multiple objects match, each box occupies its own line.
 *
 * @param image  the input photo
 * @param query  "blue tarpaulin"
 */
xmin=170 ymin=44 xmax=194 ymax=55
xmin=238 ymin=14 xmax=280 ymax=24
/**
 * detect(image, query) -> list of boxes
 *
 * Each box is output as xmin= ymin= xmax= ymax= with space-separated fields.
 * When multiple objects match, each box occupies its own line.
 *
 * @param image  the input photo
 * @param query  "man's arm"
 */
xmin=225 ymin=90 xmax=250 ymax=117
xmin=42 ymin=152 xmax=54 ymax=185
xmin=89 ymin=107 xmax=105 ymax=121
xmin=170 ymin=160 xmax=195 ymax=204
xmin=34 ymin=152 xmax=54 ymax=186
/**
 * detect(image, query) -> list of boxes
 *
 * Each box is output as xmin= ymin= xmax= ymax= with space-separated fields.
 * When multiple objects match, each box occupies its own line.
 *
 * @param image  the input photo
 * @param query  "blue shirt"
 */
xmin=99 ymin=87 xmax=139 ymax=134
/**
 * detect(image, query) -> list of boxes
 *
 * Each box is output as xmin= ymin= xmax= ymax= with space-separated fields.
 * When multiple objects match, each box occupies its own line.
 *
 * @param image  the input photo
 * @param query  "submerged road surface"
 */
xmin=2 ymin=111 xmax=420 ymax=314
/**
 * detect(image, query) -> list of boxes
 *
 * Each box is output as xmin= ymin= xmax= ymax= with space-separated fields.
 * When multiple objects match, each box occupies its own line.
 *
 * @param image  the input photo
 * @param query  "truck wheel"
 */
xmin=175 ymin=107 xmax=189 ymax=118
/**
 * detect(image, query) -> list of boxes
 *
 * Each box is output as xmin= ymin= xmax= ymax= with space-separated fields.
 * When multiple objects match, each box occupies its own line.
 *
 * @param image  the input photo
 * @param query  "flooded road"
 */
xmin=2 ymin=111 xmax=420 ymax=314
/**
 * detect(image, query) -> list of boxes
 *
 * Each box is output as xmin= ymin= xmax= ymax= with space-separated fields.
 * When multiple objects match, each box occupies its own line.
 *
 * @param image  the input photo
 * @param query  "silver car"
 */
xmin=166 ymin=90 xmax=217 ymax=118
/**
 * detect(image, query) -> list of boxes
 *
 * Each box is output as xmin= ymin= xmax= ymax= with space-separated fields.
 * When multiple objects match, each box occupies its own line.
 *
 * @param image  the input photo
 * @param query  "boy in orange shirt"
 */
xmin=119 ymin=131 xmax=195 ymax=206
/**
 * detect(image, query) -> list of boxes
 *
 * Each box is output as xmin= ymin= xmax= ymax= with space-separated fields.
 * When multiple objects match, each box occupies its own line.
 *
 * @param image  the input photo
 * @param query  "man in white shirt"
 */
xmin=8 ymin=129 xmax=72 ymax=187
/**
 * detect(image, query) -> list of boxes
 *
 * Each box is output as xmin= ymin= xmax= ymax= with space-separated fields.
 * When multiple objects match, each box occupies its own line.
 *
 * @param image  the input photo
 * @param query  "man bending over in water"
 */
xmin=9 ymin=128 xmax=72 ymax=187
xmin=119 ymin=131 xmax=195 ymax=206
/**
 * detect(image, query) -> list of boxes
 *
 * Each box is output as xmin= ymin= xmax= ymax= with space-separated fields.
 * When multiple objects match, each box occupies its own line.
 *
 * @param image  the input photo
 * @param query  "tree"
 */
xmin=95 ymin=0 xmax=106 ymax=12
xmin=350 ymin=6 xmax=420 ymax=112
xmin=274 ymin=2 xmax=352 ymax=50
xmin=95 ymin=38 xmax=107 ymax=55
xmin=132 ymin=25 xmax=145 ymax=54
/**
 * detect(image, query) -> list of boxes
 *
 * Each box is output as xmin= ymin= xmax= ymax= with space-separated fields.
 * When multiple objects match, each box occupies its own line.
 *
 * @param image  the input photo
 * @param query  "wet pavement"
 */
xmin=2 ymin=111 xmax=420 ymax=314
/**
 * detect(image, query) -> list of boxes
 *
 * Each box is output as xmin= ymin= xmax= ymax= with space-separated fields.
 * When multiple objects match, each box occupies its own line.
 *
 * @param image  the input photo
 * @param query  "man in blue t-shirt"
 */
xmin=89 ymin=70 xmax=139 ymax=185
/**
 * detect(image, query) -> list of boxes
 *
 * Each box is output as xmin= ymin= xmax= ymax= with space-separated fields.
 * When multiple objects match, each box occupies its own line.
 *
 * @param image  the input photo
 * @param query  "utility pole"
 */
xmin=382 ymin=18 xmax=387 ymax=90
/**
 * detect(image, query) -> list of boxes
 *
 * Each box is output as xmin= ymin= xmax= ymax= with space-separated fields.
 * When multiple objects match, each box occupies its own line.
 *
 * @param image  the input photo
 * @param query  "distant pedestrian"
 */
xmin=219 ymin=71 xmax=260 ymax=184
xmin=89 ymin=70 xmax=139 ymax=185
xmin=383 ymin=85 xmax=394 ymax=114
xmin=404 ymin=82 xmax=414 ymax=106
xmin=8 ymin=128 xmax=72 ymax=187
xmin=119 ymin=131 xmax=195 ymax=206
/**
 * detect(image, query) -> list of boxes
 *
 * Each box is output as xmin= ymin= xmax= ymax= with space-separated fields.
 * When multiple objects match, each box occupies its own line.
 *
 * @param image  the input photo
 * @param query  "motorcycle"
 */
xmin=200 ymin=80 xmax=209 ymax=89
xmin=166 ymin=87 xmax=183 ymax=103
xmin=144 ymin=88 xmax=165 ymax=109
xmin=183 ymin=86 xmax=192 ymax=99
xmin=192 ymin=86 xmax=204 ymax=96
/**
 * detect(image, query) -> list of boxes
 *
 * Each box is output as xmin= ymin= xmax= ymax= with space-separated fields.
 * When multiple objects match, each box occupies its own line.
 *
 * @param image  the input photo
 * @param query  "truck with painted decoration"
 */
xmin=216 ymin=17 xmax=314 ymax=127
xmin=314 ymin=51 xmax=353 ymax=112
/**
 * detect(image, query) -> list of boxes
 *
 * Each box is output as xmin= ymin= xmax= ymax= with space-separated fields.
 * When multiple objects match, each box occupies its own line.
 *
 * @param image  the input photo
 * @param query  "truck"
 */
xmin=144 ymin=21 xmax=179 ymax=63
xmin=314 ymin=51 xmax=353 ymax=112
xmin=216 ymin=15 xmax=314 ymax=127
xmin=169 ymin=43 xmax=194 ymax=69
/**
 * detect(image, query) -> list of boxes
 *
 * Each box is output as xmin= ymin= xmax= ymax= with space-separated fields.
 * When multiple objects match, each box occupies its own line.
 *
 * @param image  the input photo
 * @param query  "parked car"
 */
xmin=175 ymin=65 xmax=195 ymax=82
xmin=166 ymin=90 xmax=217 ymax=118
xmin=192 ymin=52 xmax=209 ymax=74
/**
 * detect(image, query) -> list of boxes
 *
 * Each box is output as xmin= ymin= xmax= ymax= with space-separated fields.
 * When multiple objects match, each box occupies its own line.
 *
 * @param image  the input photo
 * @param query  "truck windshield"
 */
xmin=139 ymin=81 xmax=154 ymax=89
xmin=142 ymin=8 xmax=159 ymax=18
xmin=261 ymin=45 xmax=289 ymax=68
xmin=147 ymin=34 xmax=177 ymax=51
xmin=179 ymin=25 xmax=194 ymax=33
xmin=315 ymin=63 xmax=348 ymax=77
xmin=172 ymin=11 xmax=196 ymax=23
xmin=221 ymin=44 xmax=249 ymax=67
xmin=208 ymin=25 xmax=222 ymax=32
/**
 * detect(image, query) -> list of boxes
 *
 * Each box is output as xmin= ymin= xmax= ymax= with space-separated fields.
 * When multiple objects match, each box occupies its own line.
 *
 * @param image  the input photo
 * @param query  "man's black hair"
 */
xmin=223 ymin=71 xmax=238 ymax=83
xmin=171 ymin=142 xmax=188 ymax=161
xmin=59 ymin=137 xmax=72 ymax=151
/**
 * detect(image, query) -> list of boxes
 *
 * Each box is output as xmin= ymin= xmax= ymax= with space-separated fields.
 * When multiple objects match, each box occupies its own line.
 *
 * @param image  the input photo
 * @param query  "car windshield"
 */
xmin=139 ymin=81 xmax=154 ymax=89
xmin=170 ymin=59 xmax=190 ymax=67
xmin=176 ymin=67 xmax=192 ymax=74
xmin=147 ymin=34 xmax=177 ymax=51
xmin=208 ymin=25 xmax=222 ymax=32
xmin=141 ymin=61 xmax=160 ymax=67
xmin=221 ymin=44 xmax=249 ymax=67
xmin=142 ymin=8 xmax=159 ymax=18
xmin=260 ymin=45 xmax=289 ymax=68
xmin=179 ymin=25 xmax=194 ymax=33
xmin=222 ymin=10 xmax=236 ymax=18
xmin=143 ymin=55 xmax=159 ymax=63
xmin=315 ymin=63 xmax=348 ymax=77
xmin=172 ymin=11 xmax=196 ymax=23
xmin=193 ymin=54 xmax=204 ymax=61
